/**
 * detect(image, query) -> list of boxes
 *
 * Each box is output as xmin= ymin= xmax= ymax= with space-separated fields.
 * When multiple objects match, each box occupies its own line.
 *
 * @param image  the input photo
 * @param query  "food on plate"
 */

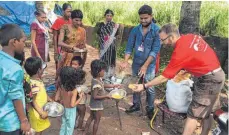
xmin=112 ymin=93 xmax=122 ymax=99
xmin=128 ymin=84 xmax=136 ymax=89
xmin=173 ymin=70 xmax=191 ymax=83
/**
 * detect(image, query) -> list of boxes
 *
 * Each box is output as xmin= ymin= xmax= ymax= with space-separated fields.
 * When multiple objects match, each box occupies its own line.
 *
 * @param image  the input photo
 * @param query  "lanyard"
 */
xmin=141 ymin=31 xmax=150 ymax=44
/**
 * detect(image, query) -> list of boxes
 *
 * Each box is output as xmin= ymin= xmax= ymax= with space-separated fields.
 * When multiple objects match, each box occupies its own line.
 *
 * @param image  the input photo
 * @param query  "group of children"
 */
xmin=21 ymin=54 xmax=121 ymax=135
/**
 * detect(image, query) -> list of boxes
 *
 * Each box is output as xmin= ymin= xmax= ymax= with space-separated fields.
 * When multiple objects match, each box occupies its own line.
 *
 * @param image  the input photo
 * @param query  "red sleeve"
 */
xmin=51 ymin=19 xmax=62 ymax=30
xmin=30 ymin=23 xmax=38 ymax=31
xmin=155 ymin=53 xmax=160 ymax=74
xmin=162 ymin=46 xmax=188 ymax=79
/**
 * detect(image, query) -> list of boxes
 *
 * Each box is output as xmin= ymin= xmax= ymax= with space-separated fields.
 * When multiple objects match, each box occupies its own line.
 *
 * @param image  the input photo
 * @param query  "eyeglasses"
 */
xmin=160 ymin=35 xmax=171 ymax=42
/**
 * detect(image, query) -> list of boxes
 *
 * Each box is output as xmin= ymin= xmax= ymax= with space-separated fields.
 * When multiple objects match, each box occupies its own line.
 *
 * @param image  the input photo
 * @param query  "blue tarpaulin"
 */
xmin=54 ymin=3 xmax=63 ymax=16
xmin=0 ymin=1 xmax=36 ymax=36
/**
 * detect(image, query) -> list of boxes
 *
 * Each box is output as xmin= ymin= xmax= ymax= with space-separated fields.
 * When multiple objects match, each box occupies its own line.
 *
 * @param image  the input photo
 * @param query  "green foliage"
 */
xmin=200 ymin=1 xmax=228 ymax=37
xmin=55 ymin=1 xmax=228 ymax=37
xmin=117 ymin=41 xmax=127 ymax=59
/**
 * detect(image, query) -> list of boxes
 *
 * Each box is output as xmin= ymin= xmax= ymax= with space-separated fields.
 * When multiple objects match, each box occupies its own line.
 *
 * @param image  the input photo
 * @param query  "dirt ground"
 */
xmin=24 ymin=45 xmax=160 ymax=135
xmin=24 ymin=45 xmax=228 ymax=135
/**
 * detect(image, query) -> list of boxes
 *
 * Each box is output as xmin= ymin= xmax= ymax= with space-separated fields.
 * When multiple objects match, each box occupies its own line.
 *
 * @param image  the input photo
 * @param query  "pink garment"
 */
xmin=30 ymin=22 xmax=46 ymax=61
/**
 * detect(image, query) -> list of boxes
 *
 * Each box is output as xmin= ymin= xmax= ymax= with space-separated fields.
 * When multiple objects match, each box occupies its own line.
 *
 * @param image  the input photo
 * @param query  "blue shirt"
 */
xmin=125 ymin=22 xmax=161 ymax=74
xmin=0 ymin=51 xmax=25 ymax=132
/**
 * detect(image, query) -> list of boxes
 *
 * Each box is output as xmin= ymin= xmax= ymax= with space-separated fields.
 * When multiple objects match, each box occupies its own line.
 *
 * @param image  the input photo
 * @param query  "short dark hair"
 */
xmin=24 ymin=57 xmax=42 ymax=77
xmin=34 ymin=10 xmax=46 ymax=16
xmin=138 ymin=5 xmax=152 ymax=15
xmin=59 ymin=67 xmax=86 ymax=91
xmin=15 ymin=51 xmax=25 ymax=66
xmin=71 ymin=56 xmax=83 ymax=66
xmin=0 ymin=24 xmax=23 ymax=46
xmin=75 ymin=68 xmax=86 ymax=85
xmin=104 ymin=9 xmax=114 ymax=16
xmin=71 ymin=9 xmax=83 ymax=19
xmin=62 ymin=3 xmax=72 ymax=11
xmin=90 ymin=59 xmax=107 ymax=78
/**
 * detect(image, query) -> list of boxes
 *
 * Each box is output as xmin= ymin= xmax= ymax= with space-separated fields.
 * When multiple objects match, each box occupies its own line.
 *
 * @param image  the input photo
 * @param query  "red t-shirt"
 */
xmin=51 ymin=17 xmax=72 ymax=31
xmin=162 ymin=34 xmax=220 ymax=79
xmin=51 ymin=17 xmax=72 ymax=53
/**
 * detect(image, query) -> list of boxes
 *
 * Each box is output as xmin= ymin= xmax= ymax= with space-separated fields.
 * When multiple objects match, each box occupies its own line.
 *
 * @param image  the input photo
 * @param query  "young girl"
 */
xmin=54 ymin=56 xmax=83 ymax=101
xmin=24 ymin=57 xmax=52 ymax=135
xmin=71 ymin=55 xmax=83 ymax=69
xmin=83 ymin=59 xmax=121 ymax=135
xmin=59 ymin=66 xmax=85 ymax=135
xmin=69 ymin=56 xmax=89 ymax=130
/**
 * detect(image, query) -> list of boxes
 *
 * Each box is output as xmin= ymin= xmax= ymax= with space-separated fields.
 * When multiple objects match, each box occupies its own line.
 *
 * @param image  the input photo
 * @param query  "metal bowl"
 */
xmin=42 ymin=62 xmax=47 ymax=69
xmin=43 ymin=102 xmax=64 ymax=117
xmin=109 ymin=89 xmax=126 ymax=100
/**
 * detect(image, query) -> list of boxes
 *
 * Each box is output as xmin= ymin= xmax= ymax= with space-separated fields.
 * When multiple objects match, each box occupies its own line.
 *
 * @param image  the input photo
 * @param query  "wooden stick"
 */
xmin=139 ymin=92 xmax=144 ymax=116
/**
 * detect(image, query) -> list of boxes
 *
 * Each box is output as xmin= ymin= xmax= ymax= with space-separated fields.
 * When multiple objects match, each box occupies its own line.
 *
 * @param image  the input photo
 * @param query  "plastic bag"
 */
xmin=166 ymin=79 xmax=193 ymax=113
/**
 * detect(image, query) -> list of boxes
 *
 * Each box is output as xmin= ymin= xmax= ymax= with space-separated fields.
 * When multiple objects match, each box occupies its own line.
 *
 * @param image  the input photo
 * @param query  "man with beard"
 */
xmin=120 ymin=5 xmax=161 ymax=119
xmin=132 ymin=23 xmax=225 ymax=135
xmin=0 ymin=24 xmax=31 ymax=135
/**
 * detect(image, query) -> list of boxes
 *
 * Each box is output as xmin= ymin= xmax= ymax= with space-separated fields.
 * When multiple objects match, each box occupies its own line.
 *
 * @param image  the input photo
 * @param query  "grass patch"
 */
xmin=54 ymin=1 xmax=228 ymax=37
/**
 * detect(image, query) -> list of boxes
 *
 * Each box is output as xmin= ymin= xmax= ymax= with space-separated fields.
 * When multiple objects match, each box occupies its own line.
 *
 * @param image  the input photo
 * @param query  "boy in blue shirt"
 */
xmin=0 ymin=24 xmax=31 ymax=135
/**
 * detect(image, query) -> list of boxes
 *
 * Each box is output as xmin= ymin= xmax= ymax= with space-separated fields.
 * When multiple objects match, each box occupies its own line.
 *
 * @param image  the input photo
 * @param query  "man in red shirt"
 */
xmin=132 ymin=23 xmax=225 ymax=135
xmin=51 ymin=3 xmax=72 ymax=70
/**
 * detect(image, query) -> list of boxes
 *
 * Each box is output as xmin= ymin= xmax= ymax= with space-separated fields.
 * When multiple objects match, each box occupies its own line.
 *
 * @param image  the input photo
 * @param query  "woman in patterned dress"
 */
xmin=97 ymin=9 xmax=120 ymax=79
xmin=58 ymin=9 xmax=87 ymax=68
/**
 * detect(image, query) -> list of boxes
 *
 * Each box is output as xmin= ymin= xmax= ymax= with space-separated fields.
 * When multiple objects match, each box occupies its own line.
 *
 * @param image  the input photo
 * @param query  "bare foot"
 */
xmin=77 ymin=128 xmax=85 ymax=131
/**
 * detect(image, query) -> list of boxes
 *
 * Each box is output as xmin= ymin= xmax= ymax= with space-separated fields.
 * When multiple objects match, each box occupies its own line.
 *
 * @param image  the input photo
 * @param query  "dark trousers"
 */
xmin=0 ymin=130 xmax=22 ymax=135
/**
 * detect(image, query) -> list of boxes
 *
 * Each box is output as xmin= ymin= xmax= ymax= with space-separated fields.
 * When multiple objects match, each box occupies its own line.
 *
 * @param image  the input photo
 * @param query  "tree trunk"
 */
xmin=179 ymin=1 xmax=201 ymax=34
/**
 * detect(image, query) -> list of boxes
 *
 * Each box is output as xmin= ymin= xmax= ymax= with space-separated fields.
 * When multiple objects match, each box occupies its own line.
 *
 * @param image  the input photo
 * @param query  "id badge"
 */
xmin=138 ymin=43 xmax=144 ymax=52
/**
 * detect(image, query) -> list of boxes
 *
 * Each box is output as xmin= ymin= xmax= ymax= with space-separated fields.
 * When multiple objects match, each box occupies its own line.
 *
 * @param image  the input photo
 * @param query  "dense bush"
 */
xmin=52 ymin=1 xmax=228 ymax=38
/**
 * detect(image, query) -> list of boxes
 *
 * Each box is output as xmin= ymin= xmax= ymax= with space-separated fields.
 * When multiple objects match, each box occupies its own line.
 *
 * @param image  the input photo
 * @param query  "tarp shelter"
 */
xmin=0 ymin=1 xmax=36 ymax=36
xmin=54 ymin=3 xmax=63 ymax=16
